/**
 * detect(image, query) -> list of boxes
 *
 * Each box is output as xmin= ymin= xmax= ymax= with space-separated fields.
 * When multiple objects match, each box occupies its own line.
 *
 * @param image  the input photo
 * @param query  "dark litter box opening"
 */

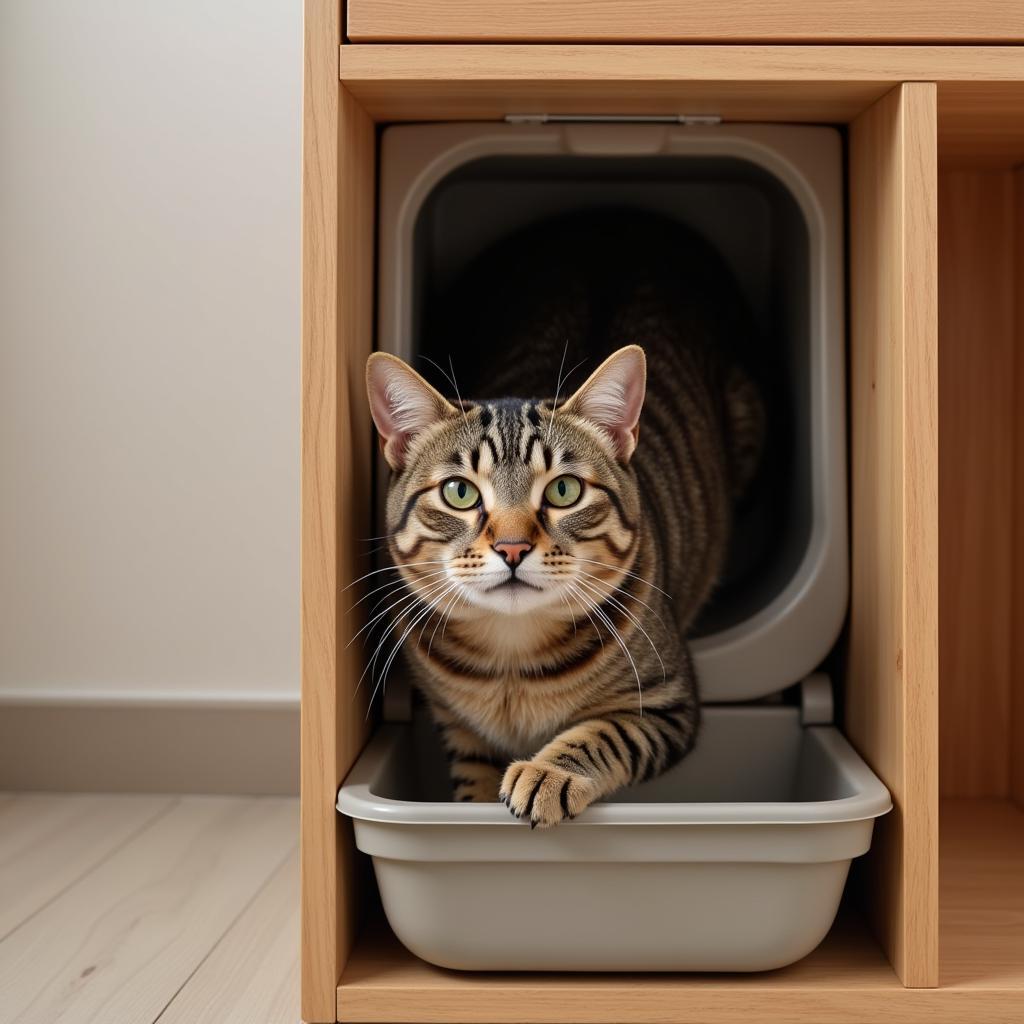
xmin=409 ymin=155 xmax=812 ymax=638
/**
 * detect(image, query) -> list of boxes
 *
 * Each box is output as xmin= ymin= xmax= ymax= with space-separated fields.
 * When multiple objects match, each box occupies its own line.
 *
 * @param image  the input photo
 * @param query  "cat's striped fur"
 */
xmin=365 ymin=214 xmax=764 ymax=827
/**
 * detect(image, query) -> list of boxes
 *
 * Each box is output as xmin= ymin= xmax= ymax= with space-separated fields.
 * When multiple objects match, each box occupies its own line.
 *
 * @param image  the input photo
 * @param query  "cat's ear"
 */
xmin=366 ymin=353 xmax=458 ymax=470
xmin=562 ymin=345 xmax=646 ymax=461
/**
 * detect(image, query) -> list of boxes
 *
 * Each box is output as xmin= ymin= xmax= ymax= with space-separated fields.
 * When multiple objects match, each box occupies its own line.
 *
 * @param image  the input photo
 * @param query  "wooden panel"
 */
xmin=0 ymin=794 xmax=173 ymax=940
xmin=339 ymin=44 xmax=1024 ymax=88
xmin=846 ymin=83 xmax=939 ymax=988
xmin=301 ymin=0 xmax=377 ymax=1018
xmin=337 ymin=75 xmax=885 ymax=126
xmin=0 ymin=796 xmax=296 ymax=1022
xmin=941 ymin=798 xmax=1024 ymax=988
xmin=938 ymin=83 xmax=1024 ymax=167
xmin=346 ymin=1 xmax=1024 ymax=43
xmin=339 ymin=911 xmax=907 ymax=1024
xmin=339 ymin=44 xmax=893 ymax=122
xmin=158 ymin=851 xmax=299 ymax=1024
xmin=339 ymin=832 xmax=1024 ymax=1024
xmin=938 ymin=171 xmax=1016 ymax=798
xmin=301 ymin=3 xmax=344 ymax=1019
xmin=1015 ymin=168 xmax=1024 ymax=809
xmin=339 ymin=45 xmax=1024 ymax=165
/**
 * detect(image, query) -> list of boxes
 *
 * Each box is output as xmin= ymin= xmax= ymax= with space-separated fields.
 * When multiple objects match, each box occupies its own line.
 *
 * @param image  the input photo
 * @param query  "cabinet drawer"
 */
xmin=346 ymin=1 xmax=1024 ymax=43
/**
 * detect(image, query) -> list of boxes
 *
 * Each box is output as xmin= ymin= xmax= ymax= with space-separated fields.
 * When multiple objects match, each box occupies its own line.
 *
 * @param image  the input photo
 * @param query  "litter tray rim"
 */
xmin=336 ymin=723 xmax=892 ymax=828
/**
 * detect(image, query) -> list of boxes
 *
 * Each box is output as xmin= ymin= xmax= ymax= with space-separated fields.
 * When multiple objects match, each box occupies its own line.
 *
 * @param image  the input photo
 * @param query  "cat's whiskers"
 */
xmin=566 ymin=582 xmax=644 ymax=716
xmin=365 ymin=568 xmax=452 ymax=613
xmin=351 ymin=568 xmax=449 ymax=613
xmin=351 ymin=579 xmax=456 ymax=698
xmin=366 ymin=583 xmax=461 ymax=718
xmin=574 ymin=569 xmax=669 ymax=630
xmin=352 ymin=593 xmax=448 ymax=704
xmin=420 ymin=583 xmax=462 ymax=649
xmin=418 ymin=354 xmax=470 ymax=428
xmin=574 ymin=576 xmax=666 ymax=680
xmin=558 ymin=591 xmax=578 ymax=636
xmin=428 ymin=585 xmax=466 ymax=656
xmin=441 ymin=588 xmax=469 ymax=642
xmin=574 ymin=596 xmax=606 ymax=649
xmin=545 ymin=341 xmax=570 ymax=445
xmin=570 ymin=556 xmax=672 ymax=599
xmin=348 ymin=574 xmax=455 ymax=649
xmin=343 ymin=559 xmax=450 ymax=592
xmin=545 ymin=342 xmax=587 ymax=444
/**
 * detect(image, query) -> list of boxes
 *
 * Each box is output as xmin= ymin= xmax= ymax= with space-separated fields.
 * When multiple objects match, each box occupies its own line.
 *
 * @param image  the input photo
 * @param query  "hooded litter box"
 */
xmin=337 ymin=121 xmax=892 ymax=973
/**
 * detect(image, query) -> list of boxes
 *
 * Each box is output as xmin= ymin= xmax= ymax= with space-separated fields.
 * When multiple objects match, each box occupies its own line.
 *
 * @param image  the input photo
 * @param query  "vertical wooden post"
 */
xmin=847 ymin=81 xmax=939 ymax=988
xmin=1014 ymin=167 xmax=1024 ymax=809
xmin=302 ymin=0 xmax=376 ymax=1018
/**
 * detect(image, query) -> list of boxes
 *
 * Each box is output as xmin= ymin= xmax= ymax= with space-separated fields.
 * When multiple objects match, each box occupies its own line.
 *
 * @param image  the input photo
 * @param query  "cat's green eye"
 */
xmin=544 ymin=475 xmax=583 ymax=508
xmin=441 ymin=477 xmax=481 ymax=510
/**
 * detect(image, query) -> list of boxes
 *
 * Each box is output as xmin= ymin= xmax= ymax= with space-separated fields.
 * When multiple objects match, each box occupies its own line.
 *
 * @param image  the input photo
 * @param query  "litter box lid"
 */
xmin=377 ymin=122 xmax=849 ymax=707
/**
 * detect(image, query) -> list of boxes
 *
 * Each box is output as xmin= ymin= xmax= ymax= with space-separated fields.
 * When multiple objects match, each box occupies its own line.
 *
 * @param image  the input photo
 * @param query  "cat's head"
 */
xmin=366 ymin=346 xmax=646 ymax=618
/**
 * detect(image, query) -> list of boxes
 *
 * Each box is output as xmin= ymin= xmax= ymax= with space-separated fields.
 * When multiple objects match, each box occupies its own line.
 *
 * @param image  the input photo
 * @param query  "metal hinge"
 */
xmin=505 ymin=114 xmax=722 ymax=126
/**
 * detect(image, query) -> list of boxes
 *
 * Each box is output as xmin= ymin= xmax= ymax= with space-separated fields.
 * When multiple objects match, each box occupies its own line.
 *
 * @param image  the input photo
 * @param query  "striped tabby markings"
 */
xmin=365 ymin=346 xmax=719 ymax=826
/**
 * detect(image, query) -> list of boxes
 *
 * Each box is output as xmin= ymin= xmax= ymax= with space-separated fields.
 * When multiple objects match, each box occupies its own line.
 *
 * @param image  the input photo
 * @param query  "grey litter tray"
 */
xmin=338 ymin=687 xmax=892 ymax=972
xmin=338 ymin=120 xmax=891 ymax=974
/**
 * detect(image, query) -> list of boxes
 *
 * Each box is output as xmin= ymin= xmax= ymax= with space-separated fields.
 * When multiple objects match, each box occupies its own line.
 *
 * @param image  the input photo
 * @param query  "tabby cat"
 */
xmin=364 ymin=212 xmax=764 ymax=828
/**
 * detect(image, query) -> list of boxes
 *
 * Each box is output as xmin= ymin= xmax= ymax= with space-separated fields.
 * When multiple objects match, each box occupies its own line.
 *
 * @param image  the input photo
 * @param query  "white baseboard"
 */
xmin=0 ymin=695 xmax=299 ymax=794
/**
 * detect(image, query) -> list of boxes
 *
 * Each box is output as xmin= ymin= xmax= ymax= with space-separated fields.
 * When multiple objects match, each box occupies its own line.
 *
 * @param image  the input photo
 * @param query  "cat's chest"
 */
xmin=465 ymin=677 xmax=574 ymax=755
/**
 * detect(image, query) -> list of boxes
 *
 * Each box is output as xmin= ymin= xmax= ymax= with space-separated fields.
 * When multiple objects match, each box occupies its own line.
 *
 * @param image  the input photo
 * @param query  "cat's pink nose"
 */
xmin=493 ymin=540 xmax=533 ymax=566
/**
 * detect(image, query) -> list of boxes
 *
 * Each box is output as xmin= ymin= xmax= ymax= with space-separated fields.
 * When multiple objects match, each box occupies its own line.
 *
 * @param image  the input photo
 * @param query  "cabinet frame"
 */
xmin=345 ymin=1 xmax=1024 ymax=44
xmin=303 ymin=8 xmax=1024 ymax=1022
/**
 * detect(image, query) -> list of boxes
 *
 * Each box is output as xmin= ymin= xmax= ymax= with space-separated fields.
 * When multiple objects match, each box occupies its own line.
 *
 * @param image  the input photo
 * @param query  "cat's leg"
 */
xmin=499 ymin=698 xmax=697 ymax=827
xmin=431 ymin=703 xmax=505 ymax=802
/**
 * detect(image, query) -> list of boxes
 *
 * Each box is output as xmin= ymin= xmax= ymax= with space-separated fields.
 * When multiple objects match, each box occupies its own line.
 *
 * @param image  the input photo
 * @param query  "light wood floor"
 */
xmin=0 ymin=793 xmax=299 ymax=1024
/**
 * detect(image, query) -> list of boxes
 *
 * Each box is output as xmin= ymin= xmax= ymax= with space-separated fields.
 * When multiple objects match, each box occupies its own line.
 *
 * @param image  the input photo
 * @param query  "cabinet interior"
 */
xmin=302 ymin=32 xmax=1024 ymax=1022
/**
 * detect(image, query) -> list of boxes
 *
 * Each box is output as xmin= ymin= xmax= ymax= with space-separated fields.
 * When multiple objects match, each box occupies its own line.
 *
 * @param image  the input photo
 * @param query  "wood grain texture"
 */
xmin=938 ymin=82 xmax=1024 ymax=167
xmin=339 ymin=44 xmax=1024 ymax=85
xmin=0 ymin=794 xmax=173 ymax=940
xmin=338 ymin=45 xmax=1024 ymax=165
xmin=301 ymin=3 xmax=345 ymax=1017
xmin=346 ymin=1 xmax=1024 ymax=43
xmin=334 ymin=800 xmax=1024 ymax=1021
xmin=1015 ymin=168 xmax=1024 ymax=810
xmin=0 ymin=796 xmax=295 ymax=1024
xmin=941 ymin=799 xmax=1024 ymax=989
xmin=338 ymin=910 xmax=907 ymax=1024
xmin=157 ymin=851 xmax=299 ymax=1024
xmin=938 ymin=171 xmax=1016 ymax=798
xmin=846 ymin=83 xmax=939 ymax=988
xmin=338 ymin=855 xmax=1024 ymax=1024
xmin=301 ymin=0 xmax=376 ymax=1017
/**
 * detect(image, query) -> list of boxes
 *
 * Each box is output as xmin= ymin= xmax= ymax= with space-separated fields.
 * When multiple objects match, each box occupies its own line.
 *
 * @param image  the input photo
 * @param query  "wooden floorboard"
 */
xmin=0 ymin=793 xmax=176 ymax=941
xmin=156 ymin=851 xmax=299 ymax=1024
xmin=0 ymin=794 xmax=298 ymax=1024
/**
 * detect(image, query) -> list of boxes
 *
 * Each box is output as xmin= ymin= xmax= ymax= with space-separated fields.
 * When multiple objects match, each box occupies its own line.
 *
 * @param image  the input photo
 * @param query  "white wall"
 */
xmin=0 ymin=2 xmax=301 ymax=706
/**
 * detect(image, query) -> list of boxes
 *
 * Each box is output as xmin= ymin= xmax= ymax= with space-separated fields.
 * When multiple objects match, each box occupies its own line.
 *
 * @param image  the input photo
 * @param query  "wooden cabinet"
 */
xmin=346 ymin=1 xmax=1024 ymax=44
xmin=302 ymin=4 xmax=1024 ymax=1020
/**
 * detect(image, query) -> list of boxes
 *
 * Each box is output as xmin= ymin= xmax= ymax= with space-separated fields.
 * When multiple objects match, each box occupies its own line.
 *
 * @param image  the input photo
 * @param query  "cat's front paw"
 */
xmin=499 ymin=759 xmax=597 ymax=828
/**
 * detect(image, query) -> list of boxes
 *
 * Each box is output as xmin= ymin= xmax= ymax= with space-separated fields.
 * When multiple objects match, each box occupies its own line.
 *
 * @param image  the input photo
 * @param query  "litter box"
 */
xmin=337 ymin=121 xmax=892 ymax=972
